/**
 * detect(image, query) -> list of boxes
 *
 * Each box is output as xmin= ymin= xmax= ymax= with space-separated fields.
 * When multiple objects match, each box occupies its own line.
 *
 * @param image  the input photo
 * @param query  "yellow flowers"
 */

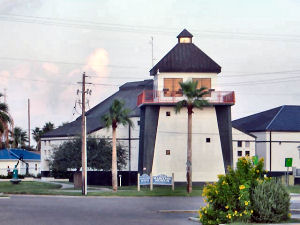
xmin=240 ymin=213 xmax=242 ymax=217
xmin=288 ymin=213 xmax=292 ymax=218
xmin=226 ymin=214 xmax=232 ymax=219
xmin=222 ymin=180 xmax=227 ymax=185
xmin=256 ymin=169 xmax=260 ymax=173
xmin=244 ymin=210 xmax=247 ymax=215
xmin=234 ymin=210 xmax=238 ymax=215
xmin=239 ymin=185 xmax=245 ymax=190
xmin=215 ymin=190 xmax=218 ymax=194
xmin=244 ymin=201 xmax=250 ymax=206
xmin=251 ymin=210 xmax=253 ymax=214
xmin=218 ymin=174 xmax=224 ymax=179
xmin=225 ymin=205 xmax=229 ymax=209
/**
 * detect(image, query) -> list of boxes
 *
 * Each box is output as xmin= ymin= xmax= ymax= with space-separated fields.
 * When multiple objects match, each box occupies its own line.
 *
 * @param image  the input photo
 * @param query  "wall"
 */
xmin=0 ymin=160 xmax=40 ymax=176
xmin=232 ymin=128 xmax=256 ymax=168
xmin=151 ymin=106 xmax=225 ymax=182
xmin=40 ymin=117 xmax=140 ymax=175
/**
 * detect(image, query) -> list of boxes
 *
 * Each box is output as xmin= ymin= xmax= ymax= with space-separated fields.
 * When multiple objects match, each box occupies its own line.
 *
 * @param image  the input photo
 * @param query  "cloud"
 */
xmin=42 ymin=63 xmax=59 ymax=74
xmin=85 ymin=48 xmax=110 ymax=76
xmin=0 ymin=70 xmax=10 ymax=87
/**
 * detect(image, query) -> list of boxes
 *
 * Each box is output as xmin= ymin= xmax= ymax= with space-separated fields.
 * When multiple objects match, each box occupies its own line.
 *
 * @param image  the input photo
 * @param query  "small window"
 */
xmin=35 ymin=164 xmax=37 ymax=171
xmin=206 ymin=138 xmax=211 ymax=143
xmin=137 ymin=120 xmax=140 ymax=126
xmin=245 ymin=141 xmax=250 ymax=147
xmin=166 ymin=150 xmax=170 ymax=155
xmin=237 ymin=151 xmax=242 ymax=157
xmin=237 ymin=141 xmax=242 ymax=147
xmin=245 ymin=151 xmax=250 ymax=156
xmin=166 ymin=111 xmax=171 ymax=116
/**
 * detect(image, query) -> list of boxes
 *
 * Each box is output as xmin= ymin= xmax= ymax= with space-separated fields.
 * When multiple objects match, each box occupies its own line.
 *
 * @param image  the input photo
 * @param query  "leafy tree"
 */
xmin=0 ymin=93 xmax=12 ymax=148
xmin=175 ymin=80 xmax=209 ymax=193
xmin=13 ymin=126 xmax=28 ymax=148
xmin=50 ymin=138 xmax=127 ymax=173
xmin=102 ymin=99 xmax=133 ymax=192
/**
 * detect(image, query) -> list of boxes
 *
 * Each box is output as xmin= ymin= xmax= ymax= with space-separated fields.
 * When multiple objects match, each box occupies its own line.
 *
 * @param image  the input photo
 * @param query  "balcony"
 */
xmin=137 ymin=90 xmax=235 ymax=106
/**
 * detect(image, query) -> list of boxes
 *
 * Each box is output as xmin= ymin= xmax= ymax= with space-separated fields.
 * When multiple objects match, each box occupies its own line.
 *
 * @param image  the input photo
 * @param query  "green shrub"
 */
xmin=251 ymin=179 xmax=290 ymax=223
xmin=199 ymin=157 xmax=266 ymax=225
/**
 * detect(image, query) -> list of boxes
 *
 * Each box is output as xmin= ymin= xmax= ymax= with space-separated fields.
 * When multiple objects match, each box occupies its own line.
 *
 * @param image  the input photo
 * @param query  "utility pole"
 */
xmin=28 ymin=99 xmax=30 ymax=147
xmin=81 ymin=72 xmax=87 ymax=196
xmin=150 ymin=36 xmax=155 ymax=67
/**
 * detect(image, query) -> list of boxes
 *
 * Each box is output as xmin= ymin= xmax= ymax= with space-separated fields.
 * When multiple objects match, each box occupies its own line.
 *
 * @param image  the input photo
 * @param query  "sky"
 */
xmin=0 ymin=0 xmax=300 ymax=145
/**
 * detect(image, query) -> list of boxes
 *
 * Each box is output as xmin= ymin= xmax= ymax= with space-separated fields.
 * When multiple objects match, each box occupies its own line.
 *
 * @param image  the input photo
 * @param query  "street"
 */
xmin=0 ymin=195 xmax=203 ymax=225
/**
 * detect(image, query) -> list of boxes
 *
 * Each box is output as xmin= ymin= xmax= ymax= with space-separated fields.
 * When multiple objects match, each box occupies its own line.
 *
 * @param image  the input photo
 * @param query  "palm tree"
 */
xmin=175 ymin=80 xmax=209 ymax=193
xmin=32 ymin=127 xmax=43 ymax=151
xmin=13 ymin=127 xmax=28 ymax=148
xmin=102 ymin=99 xmax=133 ymax=192
xmin=42 ymin=122 xmax=55 ymax=133
xmin=0 ymin=93 xmax=13 ymax=148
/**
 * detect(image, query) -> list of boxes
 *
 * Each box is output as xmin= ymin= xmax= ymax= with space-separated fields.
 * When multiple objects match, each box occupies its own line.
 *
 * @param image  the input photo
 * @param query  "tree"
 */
xmin=13 ymin=127 xmax=28 ymax=148
xmin=0 ymin=93 xmax=13 ymax=148
xmin=102 ymin=99 xmax=133 ymax=192
xmin=175 ymin=80 xmax=209 ymax=193
xmin=43 ymin=122 xmax=54 ymax=133
xmin=32 ymin=127 xmax=43 ymax=151
xmin=50 ymin=138 xmax=127 ymax=175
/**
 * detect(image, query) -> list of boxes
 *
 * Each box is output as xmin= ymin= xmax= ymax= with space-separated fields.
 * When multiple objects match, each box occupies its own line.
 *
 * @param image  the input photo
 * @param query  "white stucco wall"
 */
xmin=0 ymin=160 xmax=40 ymax=176
xmin=40 ymin=117 xmax=140 ymax=173
xmin=232 ymin=128 xmax=256 ymax=168
xmin=154 ymin=72 xmax=219 ymax=93
xmin=151 ymin=106 xmax=225 ymax=182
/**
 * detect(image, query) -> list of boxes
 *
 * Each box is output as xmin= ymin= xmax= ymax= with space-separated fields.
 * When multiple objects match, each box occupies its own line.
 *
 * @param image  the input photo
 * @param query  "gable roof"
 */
xmin=150 ymin=30 xmax=221 ymax=75
xmin=232 ymin=105 xmax=300 ymax=132
xmin=42 ymin=79 xmax=153 ymax=138
xmin=0 ymin=149 xmax=40 ymax=161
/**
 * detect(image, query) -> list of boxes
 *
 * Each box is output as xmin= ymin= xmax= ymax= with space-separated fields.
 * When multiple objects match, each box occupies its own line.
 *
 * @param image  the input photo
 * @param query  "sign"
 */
xmin=153 ymin=174 xmax=172 ymax=185
xmin=252 ymin=156 xmax=258 ymax=165
xmin=139 ymin=174 xmax=150 ymax=185
xmin=285 ymin=158 xmax=293 ymax=167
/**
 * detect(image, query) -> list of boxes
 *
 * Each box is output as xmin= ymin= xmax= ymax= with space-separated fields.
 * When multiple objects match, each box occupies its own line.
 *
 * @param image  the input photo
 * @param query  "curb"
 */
xmin=158 ymin=210 xmax=198 ymax=213
xmin=188 ymin=217 xmax=200 ymax=222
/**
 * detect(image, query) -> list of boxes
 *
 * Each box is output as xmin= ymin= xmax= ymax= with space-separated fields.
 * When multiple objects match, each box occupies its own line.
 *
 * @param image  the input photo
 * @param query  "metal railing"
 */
xmin=137 ymin=90 xmax=235 ymax=106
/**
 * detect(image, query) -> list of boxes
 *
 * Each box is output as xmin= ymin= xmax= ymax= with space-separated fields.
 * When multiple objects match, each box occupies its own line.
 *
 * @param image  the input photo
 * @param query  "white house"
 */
xmin=232 ymin=127 xmax=256 ymax=168
xmin=41 ymin=29 xmax=236 ymax=183
xmin=0 ymin=149 xmax=40 ymax=176
xmin=232 ymin=105 xmax=300 ymax=174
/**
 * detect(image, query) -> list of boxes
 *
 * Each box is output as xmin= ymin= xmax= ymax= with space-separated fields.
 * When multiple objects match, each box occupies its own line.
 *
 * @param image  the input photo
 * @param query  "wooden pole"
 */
xmin=137 ymin=173 xmax=141 ymax=191
xmin=81 ymin=72 xmax=87 ymax=195
xmin=172 ymin=173 xmax=174 ymax=191
xmin=28 ymin=98 xmax=30 ymax=147
xmin=150 ymin=172 xmax=153 ymax=191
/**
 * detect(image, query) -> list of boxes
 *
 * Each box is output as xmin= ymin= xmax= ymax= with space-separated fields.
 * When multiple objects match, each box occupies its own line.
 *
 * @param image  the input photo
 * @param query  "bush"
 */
xmin=252 ymin=179 xmax=290 ymax=223
xmin=199 ymin=157 xmax=266 ymax=225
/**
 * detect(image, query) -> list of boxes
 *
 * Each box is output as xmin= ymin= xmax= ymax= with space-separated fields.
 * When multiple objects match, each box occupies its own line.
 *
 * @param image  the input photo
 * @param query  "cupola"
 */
xmin=177 ymin=29 xmax=193 ymax=43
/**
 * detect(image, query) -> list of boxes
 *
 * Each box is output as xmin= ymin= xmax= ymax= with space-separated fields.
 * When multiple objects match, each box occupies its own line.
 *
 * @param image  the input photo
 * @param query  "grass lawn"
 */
xmin=0 ymin=181 xmax=203 ymax=196
xmin=0 ymin=181 xmax=62 ymax=195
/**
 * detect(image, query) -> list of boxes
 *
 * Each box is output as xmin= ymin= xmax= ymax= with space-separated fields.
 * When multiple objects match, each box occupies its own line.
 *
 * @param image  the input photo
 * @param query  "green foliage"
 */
xmin=13 ymin=126 xmax=28 ymax=148
xmin=252 ymin=179 xmax=290 ymax=223
xmin=50 ymin=138 xmax=127 ymax=172
xmin=199 ymin=157 xmax=267 ymax=225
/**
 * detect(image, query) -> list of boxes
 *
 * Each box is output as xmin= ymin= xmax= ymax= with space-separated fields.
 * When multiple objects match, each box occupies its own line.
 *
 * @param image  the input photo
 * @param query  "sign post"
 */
xmin=285 ymin=158 xmax=293 ymax=186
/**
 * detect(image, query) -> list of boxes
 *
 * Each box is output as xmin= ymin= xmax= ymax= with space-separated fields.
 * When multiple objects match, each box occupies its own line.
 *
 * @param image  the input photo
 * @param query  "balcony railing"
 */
xmin=137 ymin=90 xmax=235 ymax=106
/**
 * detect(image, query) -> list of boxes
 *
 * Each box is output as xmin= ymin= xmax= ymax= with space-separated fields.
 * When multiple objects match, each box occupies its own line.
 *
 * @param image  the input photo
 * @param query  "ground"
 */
xmin=0 ymin=195 xmax=202 ymax=225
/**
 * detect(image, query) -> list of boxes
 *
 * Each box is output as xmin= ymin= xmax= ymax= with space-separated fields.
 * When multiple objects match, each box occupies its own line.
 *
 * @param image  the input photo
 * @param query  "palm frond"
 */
xmin=175 ymin=100 xmax=187 ymax=113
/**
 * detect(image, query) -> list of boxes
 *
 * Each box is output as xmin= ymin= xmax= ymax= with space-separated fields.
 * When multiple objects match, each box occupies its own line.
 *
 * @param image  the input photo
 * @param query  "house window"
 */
xmin=238 ymin=151 xmax=242 ymax=157
xmin=192 ymin=78 xmax=211 ymax=97
xmin=206 ymin=138 xmax=211 ymax=143
xmin=245 ymin=151 xmax=250 ymax=156
xmin=163 ymin=78 xmax=183 ymax=97
xmin=166 ymin=150 xmax=170 ymax=155
xmin=35 ymin=164 xmax=37 ymax=171
xmin=137 ymin=120 xmax=140 ymax=126
xmin=245 ymin=141 xmax=250 ymax=147
xmin=166 ymin=111 xmax=171 ymax=116
xmin=237 ymin=141 xmax=242 ymax=147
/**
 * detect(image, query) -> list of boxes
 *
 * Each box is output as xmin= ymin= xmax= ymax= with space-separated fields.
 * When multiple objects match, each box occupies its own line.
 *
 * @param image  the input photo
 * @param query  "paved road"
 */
xmin=1 ymin=195 xmax=204 ymax=225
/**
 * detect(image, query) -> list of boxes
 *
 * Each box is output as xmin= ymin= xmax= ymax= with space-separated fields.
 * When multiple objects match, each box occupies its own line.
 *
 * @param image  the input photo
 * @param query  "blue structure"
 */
xmin=0 ymin=149 xmax=40 ymax=161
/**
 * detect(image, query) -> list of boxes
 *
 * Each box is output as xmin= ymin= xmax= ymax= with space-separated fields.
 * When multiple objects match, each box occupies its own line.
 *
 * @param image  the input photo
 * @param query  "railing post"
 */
xmin=150 ymin=172 xmax=153 ymax=191
xmin=137 ymin=173 xmax=140 ymax=191
xmin=172 ymin=173 xmax=174 ymax=191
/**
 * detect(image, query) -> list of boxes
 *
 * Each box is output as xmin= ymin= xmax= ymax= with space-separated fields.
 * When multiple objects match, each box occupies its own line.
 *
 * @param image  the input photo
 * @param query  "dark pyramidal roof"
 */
xmin=150 ymin=29 xmax=221 ymax=75
xmin=43 ymin=79 xmax=153 ymax=138
xmin=177 ymin=29 xmax=193 ymax=38
xmin=232 ymin=105 xmax=300 ymax=132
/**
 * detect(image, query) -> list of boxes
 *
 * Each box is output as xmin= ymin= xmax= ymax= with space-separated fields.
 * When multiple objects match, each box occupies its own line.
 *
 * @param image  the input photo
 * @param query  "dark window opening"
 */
xmin=206 ymin=138 xmax=211 ymax=143
xmin=137 ymin=120 xmax=140 ymax=126
xmin=245 ymin=151 xmax=250 ymax=156
xmin=237 ymin=141 xmax=242 ymax=147
xmin=166 ymin=150 xmax=170 ymax=155
xmin=237 ymin=151 xmax=242 ymax=157
xmin=166 ymin=111 xmax=171 ymax=116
